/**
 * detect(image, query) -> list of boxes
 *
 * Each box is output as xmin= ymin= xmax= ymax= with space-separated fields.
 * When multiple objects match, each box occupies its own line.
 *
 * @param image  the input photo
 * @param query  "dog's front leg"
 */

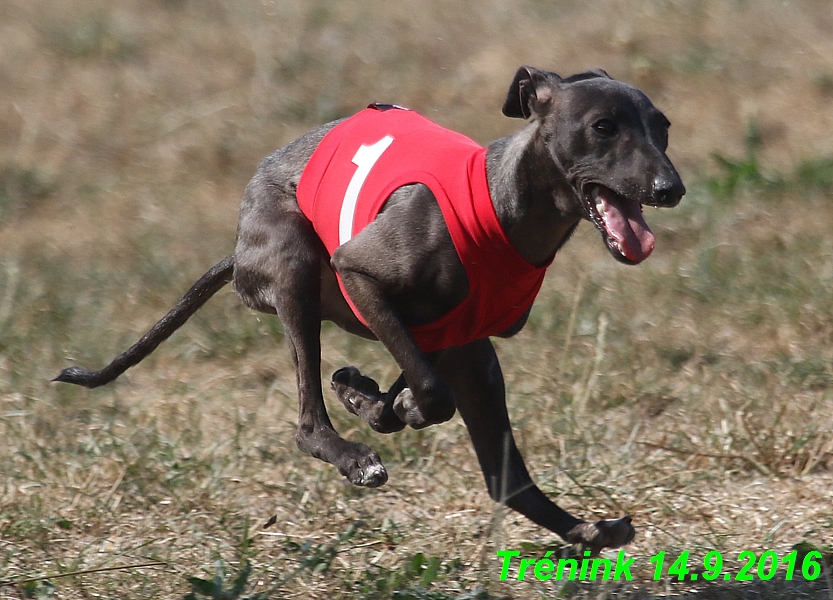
xmin=438 ymin=339 xmax=635 ymax=554
xmin=331 ymin=252 xmax=456 ymax=430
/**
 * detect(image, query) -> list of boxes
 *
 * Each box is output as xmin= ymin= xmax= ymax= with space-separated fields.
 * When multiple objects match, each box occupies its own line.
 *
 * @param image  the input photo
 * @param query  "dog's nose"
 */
xmin=652 ymin=174 xmax=686 ymax=207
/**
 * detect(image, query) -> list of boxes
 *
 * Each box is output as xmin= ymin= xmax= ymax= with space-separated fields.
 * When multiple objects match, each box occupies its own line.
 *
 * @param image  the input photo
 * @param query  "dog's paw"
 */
xmin=356 ymin=461 xmax=388 ymax=487
xmin=331 ymin=367 xmax=406 ymax=433
xmin=565 ymin=516 xmax=635 ymax=556
xmin=331 ymin=366 xmax=381 ymax=416
xmin=392 ymin=387 xmax=427 ymax=428
xmin=296 ymin=427 xmax=389 ymax=488
xmin=393 ymin=383 xmax=455 ymax=429
xmin=337 ymin=444 xmax=388 ymax=488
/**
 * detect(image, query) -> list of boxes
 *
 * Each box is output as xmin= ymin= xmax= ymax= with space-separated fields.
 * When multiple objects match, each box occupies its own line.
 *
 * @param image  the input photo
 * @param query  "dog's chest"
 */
xmin=297 ymin=105 xmax=550 ymax=351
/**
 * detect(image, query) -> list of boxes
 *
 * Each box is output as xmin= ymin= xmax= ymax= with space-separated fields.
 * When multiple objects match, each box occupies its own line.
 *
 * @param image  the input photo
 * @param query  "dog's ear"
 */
xmin=502 ymin=66 xmax=563 ymax=120
xmin=562 ymin=68 xmax=612 ymax=83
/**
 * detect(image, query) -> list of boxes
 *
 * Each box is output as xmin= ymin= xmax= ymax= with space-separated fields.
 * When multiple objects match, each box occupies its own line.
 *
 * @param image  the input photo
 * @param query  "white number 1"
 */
xmin=338 ymin=135 xmax=394 ymax=245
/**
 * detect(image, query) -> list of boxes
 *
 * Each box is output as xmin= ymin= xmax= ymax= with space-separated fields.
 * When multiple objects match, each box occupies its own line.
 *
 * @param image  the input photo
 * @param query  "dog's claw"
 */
xmin=346 ymin=451 xmax=388 ymax=488
xmin=358 ymin=462 xmax=388 ymax=487
xmin=566 ymin=516 xmax=635 ymax=556
xmin=335 ymin=444 xmax=388 ymax=488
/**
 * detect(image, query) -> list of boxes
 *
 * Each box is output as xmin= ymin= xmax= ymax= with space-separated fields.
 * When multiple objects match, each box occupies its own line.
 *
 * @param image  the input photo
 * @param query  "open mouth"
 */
xmin=584 ymin=184 xmax=656 ymax=264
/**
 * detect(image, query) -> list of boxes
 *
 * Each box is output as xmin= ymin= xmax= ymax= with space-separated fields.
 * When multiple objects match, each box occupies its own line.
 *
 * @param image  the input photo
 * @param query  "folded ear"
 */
xmin=502 ymin=66 xmax=563 ymax=120
xmin=562 ymin=68 xmax=612 ymax=83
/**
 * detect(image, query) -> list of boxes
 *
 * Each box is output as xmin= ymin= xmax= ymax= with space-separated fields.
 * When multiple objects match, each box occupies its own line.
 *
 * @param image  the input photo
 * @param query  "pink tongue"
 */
xmin=598 ymin=189 xmax=655 ymax=263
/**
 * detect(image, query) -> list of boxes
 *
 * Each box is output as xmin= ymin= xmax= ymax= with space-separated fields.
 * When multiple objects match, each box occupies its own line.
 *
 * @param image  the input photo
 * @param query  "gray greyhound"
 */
xmin=55 ymin=66 xmax=685 ymax=554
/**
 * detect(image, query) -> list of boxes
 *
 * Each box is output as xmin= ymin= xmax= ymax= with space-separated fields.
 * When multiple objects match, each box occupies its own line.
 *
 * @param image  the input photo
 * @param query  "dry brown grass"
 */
xmin=2 ymin=0 xmax=833 ymax=597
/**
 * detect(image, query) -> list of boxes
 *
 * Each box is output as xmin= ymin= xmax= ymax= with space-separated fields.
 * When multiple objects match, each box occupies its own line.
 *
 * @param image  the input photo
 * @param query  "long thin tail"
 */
xmin=54 ymin=254 xmax=235 ymax=388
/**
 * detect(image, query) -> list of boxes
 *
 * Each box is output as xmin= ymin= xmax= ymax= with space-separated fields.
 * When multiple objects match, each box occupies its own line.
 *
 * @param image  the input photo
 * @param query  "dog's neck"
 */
xmin=486 ymin=124 xmax=582 ymax=267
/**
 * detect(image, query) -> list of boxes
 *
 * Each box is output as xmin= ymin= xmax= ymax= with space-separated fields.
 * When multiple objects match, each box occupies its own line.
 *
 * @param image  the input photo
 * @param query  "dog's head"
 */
xmin=503 ymin=66 xmax=685 ymax=265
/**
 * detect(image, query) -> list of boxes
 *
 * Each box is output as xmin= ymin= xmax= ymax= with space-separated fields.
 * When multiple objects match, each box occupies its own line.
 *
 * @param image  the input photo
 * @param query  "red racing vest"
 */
xmin=297 ymin=105 xmax=551 ymax=352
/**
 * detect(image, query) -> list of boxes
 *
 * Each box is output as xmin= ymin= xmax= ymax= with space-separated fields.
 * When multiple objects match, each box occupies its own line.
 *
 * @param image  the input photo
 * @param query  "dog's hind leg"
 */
xmin=437 ymin=338 xmax=635 ymax=554
xmin=235 ymin=180 xmax=388 ymax=487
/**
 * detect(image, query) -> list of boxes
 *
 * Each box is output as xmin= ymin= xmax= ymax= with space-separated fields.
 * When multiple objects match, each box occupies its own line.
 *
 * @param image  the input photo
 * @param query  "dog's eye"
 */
xmin=592 ymin=119 xmax=617 ymax=137
xmin=650 ymin=124 xmax=669 ymax=150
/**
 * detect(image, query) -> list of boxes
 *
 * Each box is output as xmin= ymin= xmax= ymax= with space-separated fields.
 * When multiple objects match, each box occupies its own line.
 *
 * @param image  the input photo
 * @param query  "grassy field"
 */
xmin=2 ymin=0 xmax=833 ymax=597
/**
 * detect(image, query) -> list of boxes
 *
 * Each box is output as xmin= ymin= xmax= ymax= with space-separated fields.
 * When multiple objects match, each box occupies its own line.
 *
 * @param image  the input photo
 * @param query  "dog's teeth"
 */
xmin=590 ymin=187 xmax=606 ymax=214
